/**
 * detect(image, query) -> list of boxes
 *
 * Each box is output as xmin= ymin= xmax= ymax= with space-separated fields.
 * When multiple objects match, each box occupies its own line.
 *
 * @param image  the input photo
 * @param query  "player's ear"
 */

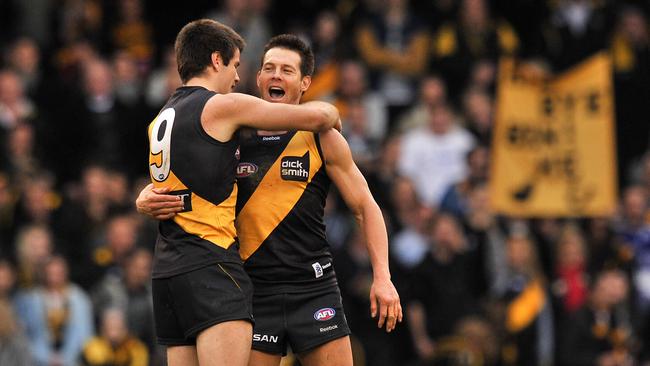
xmin=211 ymin=52 xmax=221 ymax=71
xmin=300 ymin=75 xmax=311 ymax=93
xmin=256 ymin=70 xmax=262 ymax=89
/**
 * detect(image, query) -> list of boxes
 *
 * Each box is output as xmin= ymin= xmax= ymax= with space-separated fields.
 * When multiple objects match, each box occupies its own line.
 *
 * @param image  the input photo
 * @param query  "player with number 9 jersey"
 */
xmin=145 ymin=19 xmax=343 ymax=366
xmin=148 ymin=87 xmax=242 ymax=277
xmin=147 ymin=85 xmax=255 ymax=349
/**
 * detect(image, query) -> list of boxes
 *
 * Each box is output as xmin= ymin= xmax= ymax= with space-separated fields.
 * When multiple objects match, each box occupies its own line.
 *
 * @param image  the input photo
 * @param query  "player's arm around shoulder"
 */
xmin=319 ymin=129 xmax=403 ymax=332
xmin=204 ymin=93 xmax=340 ymax=137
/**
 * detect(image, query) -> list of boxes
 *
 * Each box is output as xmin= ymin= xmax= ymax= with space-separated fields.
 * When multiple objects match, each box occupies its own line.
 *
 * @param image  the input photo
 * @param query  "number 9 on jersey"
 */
xmin=150 ymin=108 xmax=175 ymax=182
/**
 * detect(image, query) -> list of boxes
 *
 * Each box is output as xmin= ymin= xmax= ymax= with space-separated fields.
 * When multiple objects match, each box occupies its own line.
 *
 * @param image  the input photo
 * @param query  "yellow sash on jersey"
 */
xmin=236 ymin=132 xmax=322 ymax=260
xmin=506 ymin=278 xmax=546 ymax=332
xmin=148 ymin=120 xmax=237 ymax=250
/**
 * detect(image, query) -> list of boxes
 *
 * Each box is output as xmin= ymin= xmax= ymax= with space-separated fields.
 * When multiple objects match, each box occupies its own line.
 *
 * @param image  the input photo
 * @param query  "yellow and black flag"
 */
xmin=490 ymin=53 xmax=617 ymax=217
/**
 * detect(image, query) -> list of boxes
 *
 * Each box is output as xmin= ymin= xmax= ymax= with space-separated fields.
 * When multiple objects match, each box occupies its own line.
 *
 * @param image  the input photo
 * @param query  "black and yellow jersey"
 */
xmin=236 ymin=130 xmax=335 ymax=294
xmin=148 ymin=86 xmax=240 ymax=278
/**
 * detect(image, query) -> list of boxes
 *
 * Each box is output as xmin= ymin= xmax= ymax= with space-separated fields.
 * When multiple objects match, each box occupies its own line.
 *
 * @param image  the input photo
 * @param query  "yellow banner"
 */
xmin=490 ymin=53 xmax=617 ymax=217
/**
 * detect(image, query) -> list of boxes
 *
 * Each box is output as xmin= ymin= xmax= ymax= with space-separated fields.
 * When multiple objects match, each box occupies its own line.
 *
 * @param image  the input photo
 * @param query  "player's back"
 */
xmin=148 ymin=86 xmax=241 ymax=278
xmin=235 ymin=130 xmax=335 ymax=294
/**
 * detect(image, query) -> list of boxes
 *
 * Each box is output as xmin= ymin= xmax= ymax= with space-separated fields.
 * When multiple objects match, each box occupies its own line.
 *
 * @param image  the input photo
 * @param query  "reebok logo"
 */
xmin=280 ymin=152 xmax=309 ymax=182
xmin=262 ymin=136 xmax=281 ymax=141
xmin=319 ymin=325 xmax=338 ymax=333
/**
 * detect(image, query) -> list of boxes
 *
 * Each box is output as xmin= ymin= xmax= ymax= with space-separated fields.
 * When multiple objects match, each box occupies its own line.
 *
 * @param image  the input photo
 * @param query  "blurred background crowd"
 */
xmin=0 ymin=0 xmax=649 ymax=365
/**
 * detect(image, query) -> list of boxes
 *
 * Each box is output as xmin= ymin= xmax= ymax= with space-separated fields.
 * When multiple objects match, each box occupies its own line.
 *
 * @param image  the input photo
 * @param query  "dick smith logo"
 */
xmin=236 ymin=162 xmax=258 ymax=178
xmin=314 ymin=307 xmax=336 ymax=321
xmin=280 ymin=152 xmax=309 ymax=182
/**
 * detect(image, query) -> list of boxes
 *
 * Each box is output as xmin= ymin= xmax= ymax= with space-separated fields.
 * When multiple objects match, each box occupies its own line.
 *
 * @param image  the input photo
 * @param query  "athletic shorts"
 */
xmin=251 ymin=285 xmax=351 ymax=355
xmin=152 ymin=262 xmax=254 ymax=346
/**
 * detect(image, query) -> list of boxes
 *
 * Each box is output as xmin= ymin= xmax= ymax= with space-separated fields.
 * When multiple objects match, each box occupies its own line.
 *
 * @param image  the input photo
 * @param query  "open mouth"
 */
xmin=269 ymin=86 xmax=285 ymax=99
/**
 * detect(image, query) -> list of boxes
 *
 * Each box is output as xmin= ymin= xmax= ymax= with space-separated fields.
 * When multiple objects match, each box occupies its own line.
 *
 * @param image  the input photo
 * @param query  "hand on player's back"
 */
xmin=136 ymin=183 xmax=184 ymax=220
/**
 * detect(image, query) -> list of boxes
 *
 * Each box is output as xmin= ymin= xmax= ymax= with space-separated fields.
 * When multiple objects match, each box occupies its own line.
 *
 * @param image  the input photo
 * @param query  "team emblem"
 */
xmin=236 ymin=162 xmax=258 ymax=178
xmin=314 ymin=308 xmax=336 ymax=321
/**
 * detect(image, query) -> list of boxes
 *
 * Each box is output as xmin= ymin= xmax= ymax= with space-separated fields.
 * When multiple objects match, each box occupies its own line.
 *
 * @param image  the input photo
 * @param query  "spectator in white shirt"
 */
xmin=398 ymin=103 xmax=475 ymax=208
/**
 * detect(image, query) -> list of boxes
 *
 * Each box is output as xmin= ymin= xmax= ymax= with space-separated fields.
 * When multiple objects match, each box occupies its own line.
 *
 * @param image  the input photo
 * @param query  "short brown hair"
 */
xmin=174 ymin=19 xmax=246 ymax=83
xmin=262 ymin=34 xmax=314 ymax=77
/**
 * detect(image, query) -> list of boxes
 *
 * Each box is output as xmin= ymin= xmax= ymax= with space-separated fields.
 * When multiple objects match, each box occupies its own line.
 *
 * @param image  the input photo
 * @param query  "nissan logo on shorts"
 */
xmin=314 ymin=307 xmax=336 ymax=321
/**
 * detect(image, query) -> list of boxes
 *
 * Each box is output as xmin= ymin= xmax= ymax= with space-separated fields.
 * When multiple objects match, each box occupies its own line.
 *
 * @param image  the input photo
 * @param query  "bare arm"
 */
xmin=320 ymin=129 xmax=402 ymax=332
xmin=135 ymin=183 xmax=183 ymax=220
xmin=203 ymin=93 xmax=340 ymax=141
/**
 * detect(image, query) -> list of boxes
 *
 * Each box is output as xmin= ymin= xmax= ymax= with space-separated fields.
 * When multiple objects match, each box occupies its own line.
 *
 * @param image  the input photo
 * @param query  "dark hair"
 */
xmin=174 ymin=19 xmax=245 ymax=83
xmin=262 ymin=34 xmax=314 ymax=77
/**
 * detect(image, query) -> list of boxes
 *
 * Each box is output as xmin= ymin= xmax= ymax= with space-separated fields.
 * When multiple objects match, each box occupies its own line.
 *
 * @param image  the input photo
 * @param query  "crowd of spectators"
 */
xmin=0 ymin=0 xmax=649 ymax=365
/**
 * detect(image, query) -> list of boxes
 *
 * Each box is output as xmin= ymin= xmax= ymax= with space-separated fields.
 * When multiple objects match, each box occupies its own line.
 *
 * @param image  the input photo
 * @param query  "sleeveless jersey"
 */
xmin=236 ymin=130 xmax=335 ymax=294
xmin=148 ymin=86 xmax=240 ymax=278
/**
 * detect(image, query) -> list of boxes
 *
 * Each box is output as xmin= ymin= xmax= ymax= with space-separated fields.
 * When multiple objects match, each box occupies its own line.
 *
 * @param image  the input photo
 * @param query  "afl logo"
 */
xmin=236 ymin=163 xmax=258 ymax=178
xmin=314 ymin=308 xmax=336 ymax=321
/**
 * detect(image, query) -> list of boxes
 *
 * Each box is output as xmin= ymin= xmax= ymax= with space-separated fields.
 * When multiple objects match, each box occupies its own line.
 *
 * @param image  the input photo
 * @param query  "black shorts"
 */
xmin=251 ymin=285 xmax=351 ymax=355
xmin=152 ymin=262 xmax=254 ymax=346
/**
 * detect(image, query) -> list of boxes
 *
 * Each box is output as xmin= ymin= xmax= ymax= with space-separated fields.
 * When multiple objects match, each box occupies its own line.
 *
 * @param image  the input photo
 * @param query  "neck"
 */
xmin=185 ymin=77 xmax=216 ymax=92
xmin=433 ymin=246 xmax=453 ymax=263
xmin=387 ymin=7 xmax=405 ymax=21
xmin=48 ymin=284 xmax=67 ymax=293
xmin=257 ymin=130 xmax=287 ymax=135
xmin=591 ymin=298 xmax=609 ymax=312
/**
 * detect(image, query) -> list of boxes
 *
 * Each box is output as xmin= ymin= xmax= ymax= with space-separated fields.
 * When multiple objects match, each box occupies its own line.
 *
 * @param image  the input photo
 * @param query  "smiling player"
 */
xmin=147 ymin=22 xmax=341 ymax=366
xmin=140 ymin=34 xmax=401 ymax=366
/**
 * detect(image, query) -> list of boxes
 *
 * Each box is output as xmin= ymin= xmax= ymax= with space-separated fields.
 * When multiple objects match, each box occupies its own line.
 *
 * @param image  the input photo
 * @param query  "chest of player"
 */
xmin=236 ymin=131 xmax=323 ymax=195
